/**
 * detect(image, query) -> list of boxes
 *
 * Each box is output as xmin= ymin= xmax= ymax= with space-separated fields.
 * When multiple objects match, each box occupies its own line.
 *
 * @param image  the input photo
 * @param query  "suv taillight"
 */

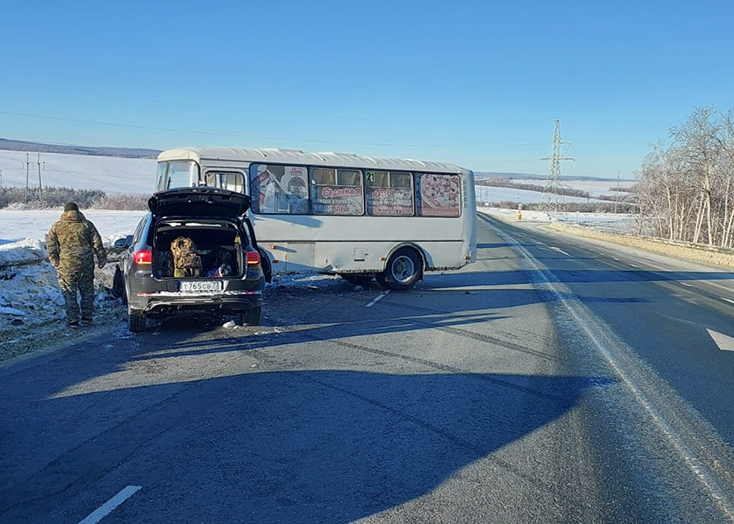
xmin=133 ymin=250 xmax=152 ymax=265
xmin=246 ymin=249 xmax=261 ymax=266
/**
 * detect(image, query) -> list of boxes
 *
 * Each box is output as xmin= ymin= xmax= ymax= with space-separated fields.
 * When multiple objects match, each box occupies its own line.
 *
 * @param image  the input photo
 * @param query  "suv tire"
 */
xmin=241 ymin=306 xmax=262 ymax=326
xmin=128 ymin=307 xmax=147 ymax=333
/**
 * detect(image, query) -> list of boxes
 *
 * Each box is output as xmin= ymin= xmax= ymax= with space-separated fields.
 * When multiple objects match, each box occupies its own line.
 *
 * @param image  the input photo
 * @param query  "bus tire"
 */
xmin=379 ymin=247 xmax=422 ymax=290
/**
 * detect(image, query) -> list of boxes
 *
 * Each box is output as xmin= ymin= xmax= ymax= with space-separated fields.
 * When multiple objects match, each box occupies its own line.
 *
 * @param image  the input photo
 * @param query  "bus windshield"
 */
xmin=156 ymin=160 xmax=199 ymax=190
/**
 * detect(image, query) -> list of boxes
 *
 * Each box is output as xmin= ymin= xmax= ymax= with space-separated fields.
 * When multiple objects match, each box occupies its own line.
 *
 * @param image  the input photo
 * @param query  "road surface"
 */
xmin=3 ymin=214 xmax=734 ymax=523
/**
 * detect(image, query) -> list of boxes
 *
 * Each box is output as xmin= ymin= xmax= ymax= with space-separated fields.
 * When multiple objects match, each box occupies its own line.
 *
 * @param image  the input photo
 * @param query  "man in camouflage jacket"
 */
xmin=46 ymin=202 xmax=107 ymax=326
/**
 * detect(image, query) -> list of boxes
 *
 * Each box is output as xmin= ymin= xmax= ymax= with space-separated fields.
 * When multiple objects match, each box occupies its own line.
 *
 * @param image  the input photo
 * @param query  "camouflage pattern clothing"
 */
xmin=47 ymin=210 xmax=107 ymax=324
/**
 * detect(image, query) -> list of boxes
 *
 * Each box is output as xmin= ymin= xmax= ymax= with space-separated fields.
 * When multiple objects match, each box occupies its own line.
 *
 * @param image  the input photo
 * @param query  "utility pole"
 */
xmin=539 ymin=120 xmax=574 ymax=219
xmin=36 ymin=153 xmax=45 ymax=200
xmin=615 ymin=171 xmax=621 ymax=214
xmin=25 ymin=153 xmax=31 ymax=202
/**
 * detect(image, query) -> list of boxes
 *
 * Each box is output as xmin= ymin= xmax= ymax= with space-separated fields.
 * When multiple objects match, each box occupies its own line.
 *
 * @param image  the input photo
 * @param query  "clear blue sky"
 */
xmin=1 ymin=0 xmax=732 ymax=179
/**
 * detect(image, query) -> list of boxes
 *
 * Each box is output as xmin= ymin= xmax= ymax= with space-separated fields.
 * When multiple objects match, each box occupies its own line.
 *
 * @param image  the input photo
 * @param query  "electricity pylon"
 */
xmin=539 ymin=120 xmax=574 ymax=219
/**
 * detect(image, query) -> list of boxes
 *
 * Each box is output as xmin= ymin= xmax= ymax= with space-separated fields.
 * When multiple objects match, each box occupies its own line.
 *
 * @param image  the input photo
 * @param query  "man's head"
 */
xmin=64 ymin=202 xmax=79 ymax=212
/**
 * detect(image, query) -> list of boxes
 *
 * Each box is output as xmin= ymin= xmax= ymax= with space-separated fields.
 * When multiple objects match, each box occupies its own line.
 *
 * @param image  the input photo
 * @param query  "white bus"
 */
xmin=155 ymin=147 xmax=477 ymax=290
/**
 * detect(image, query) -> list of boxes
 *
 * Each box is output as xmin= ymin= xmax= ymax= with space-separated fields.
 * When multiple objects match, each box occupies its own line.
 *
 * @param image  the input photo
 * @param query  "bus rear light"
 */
xmin=246 ymin=250 xmax=261 ymax=265
xmin=133 ymin=250 xmax=152 ymax=265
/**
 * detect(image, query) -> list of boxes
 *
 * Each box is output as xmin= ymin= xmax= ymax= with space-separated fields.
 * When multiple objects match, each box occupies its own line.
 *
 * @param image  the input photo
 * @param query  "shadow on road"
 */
xmin=0 ymin=365 xmax=613 ymax=523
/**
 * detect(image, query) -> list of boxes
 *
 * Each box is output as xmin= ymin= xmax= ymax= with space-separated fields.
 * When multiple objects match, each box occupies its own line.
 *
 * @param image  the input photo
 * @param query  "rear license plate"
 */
xmin=179 ymin=281 xmax=223 ymax=293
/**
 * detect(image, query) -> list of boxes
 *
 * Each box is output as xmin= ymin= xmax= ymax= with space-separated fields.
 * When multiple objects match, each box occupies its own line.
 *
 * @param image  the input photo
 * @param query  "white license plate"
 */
xmin=179 ymin=281 xmax=223 ymax=293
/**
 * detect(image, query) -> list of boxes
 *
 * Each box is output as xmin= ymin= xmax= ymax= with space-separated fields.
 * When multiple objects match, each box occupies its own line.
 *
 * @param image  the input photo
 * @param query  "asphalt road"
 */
xmin=3 ymin=214 xmax=734 ymax=523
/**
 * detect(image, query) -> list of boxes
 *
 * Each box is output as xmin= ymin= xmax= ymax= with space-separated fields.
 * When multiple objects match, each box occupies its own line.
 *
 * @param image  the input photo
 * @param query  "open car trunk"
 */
xmin=152 ymin=220 xmax=244 ymax=279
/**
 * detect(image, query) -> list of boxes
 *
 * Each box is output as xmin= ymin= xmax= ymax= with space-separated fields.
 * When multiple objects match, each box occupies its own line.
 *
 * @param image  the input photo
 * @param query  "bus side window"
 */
xmin=249 ymin=164 xmax=308 ymax=214
xmin=311 ymin=168 xmax=364 ymax=216
xmin=205 ymin=172 xmax=245 ymax=192
xmin=366 ymin=171 xmax=414 ymax=216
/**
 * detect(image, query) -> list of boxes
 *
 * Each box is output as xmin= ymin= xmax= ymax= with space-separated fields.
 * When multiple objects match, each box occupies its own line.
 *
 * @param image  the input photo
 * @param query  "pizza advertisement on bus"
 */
xmin=312 ymin=185 xmax=364 ymax=216
xmin=415 ymin=173 xmax=461 ymax=217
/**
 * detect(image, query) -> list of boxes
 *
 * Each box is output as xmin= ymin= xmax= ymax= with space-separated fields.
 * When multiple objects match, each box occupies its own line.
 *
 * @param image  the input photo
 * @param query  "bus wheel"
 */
xmin=379 ymin=247 xmax=422 ymax=290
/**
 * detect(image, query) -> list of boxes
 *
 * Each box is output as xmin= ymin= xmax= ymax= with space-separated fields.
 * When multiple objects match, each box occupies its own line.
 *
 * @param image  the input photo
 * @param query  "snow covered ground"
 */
xmin=0 ymin=150 xmax=156 ymax=194
xmin=509 ymin=178 xmax=636 ymax=198
xmin=476 ymin=185 xmax=622 ymax=204
xmin=0 ymin=209 xmax=143 ymax=334
xmin=481 ymin=206 xmax=637 ymax=234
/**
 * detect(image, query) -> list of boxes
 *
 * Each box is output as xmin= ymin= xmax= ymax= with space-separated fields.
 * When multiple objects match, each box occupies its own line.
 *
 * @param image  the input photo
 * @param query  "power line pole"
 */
xmin=539 ymin=120 xmax=574 ymax=219
xmin=36 ymin=153 xmax=45 ymax=200
xmin=615 ymin=171 xmax=621 ymax=214
xmin=25 ymin=153 xmax=31 ymax=202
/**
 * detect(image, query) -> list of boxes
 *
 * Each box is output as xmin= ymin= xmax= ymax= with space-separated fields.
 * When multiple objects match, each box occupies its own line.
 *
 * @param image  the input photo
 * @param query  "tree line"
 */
xmin=0 ymin=186 xmax=148 ymax=210
xmin=635 ymin=107 xmax=734 ymax=246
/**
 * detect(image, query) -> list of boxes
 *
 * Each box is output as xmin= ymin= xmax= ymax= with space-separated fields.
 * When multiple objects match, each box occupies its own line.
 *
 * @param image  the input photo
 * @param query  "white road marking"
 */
xmin=78 ymin=486 xmax=141 ymax=524
xmin=723 ymin=298 xmax=734 ymax=305
xmin=680 ymin=282 xmax=693 ymax=287
xmin=707 ymin=329 xmax=734 ymax=351
xmin=550 ymin=246 xmax=570 ymax=256
xmin=496 ymin=227 xmax=734 ymax=518
xmin=366 ymin=290 xmax=390 ymax=308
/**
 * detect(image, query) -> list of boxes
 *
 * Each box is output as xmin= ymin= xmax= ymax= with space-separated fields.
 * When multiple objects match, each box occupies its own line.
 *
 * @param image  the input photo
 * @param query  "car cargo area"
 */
xmin=153 ymin=221 xmax=243 ymax=279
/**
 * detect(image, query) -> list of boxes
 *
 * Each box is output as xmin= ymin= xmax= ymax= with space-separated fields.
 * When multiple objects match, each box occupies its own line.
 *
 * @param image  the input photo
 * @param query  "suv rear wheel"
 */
xmin=241 ymin=306 xmax=262 ymax=326
xmin=128 ymin=306 xmax=147 ymax=333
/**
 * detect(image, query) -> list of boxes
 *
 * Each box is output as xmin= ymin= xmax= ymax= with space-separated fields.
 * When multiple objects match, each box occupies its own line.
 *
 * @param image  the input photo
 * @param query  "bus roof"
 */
xmin=157 ymin=147 xmax=468 ymax=174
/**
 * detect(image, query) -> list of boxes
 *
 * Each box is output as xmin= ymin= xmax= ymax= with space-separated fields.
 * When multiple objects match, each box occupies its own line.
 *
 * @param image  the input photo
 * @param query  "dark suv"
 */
xmin=115 ymin=187 xmax=269 ymax=333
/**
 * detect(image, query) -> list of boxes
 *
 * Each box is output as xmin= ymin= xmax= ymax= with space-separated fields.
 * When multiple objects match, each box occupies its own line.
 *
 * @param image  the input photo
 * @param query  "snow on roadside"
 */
xmin=0 ymin=209 xmax=145 ymax=334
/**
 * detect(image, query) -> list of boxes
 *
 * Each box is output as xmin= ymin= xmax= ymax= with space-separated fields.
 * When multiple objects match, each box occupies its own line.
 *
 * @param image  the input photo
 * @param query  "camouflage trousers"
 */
xmin=57 ymin=265 xmax=95 ymax=323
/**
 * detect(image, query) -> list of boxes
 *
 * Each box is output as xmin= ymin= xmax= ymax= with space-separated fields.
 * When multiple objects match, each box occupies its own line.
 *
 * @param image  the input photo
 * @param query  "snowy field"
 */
xmin=0 ymin=150 xmax=156 ymax=194
xmin=475 ymin=185 xmax=616 ymax=204
xmin=0 ymin=208 xmax=145 ymax=246
xmin=509 ymin=178 xmax=636 ymax=198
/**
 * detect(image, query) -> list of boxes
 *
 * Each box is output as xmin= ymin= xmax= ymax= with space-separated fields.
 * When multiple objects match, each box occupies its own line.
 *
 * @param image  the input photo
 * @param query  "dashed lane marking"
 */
xmin=366 ymin=290 xmax=390 ymax=308
xmin=550 ymin=246 xmax=571 ymax=256
xmin=78 ymin=485 xmax=141 ymax=524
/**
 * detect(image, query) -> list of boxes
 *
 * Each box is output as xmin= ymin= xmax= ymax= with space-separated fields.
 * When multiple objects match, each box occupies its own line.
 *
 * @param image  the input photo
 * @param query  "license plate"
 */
xmin=180 ymin=281 xmax=223 ymax=293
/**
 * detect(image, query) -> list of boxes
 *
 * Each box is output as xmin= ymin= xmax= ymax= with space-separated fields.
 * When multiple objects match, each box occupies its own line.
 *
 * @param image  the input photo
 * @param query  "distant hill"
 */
xmin=0 ymin=138 xmax=161 ymax=159
xmin=475 ymin=171 xmax=621 ymax=182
